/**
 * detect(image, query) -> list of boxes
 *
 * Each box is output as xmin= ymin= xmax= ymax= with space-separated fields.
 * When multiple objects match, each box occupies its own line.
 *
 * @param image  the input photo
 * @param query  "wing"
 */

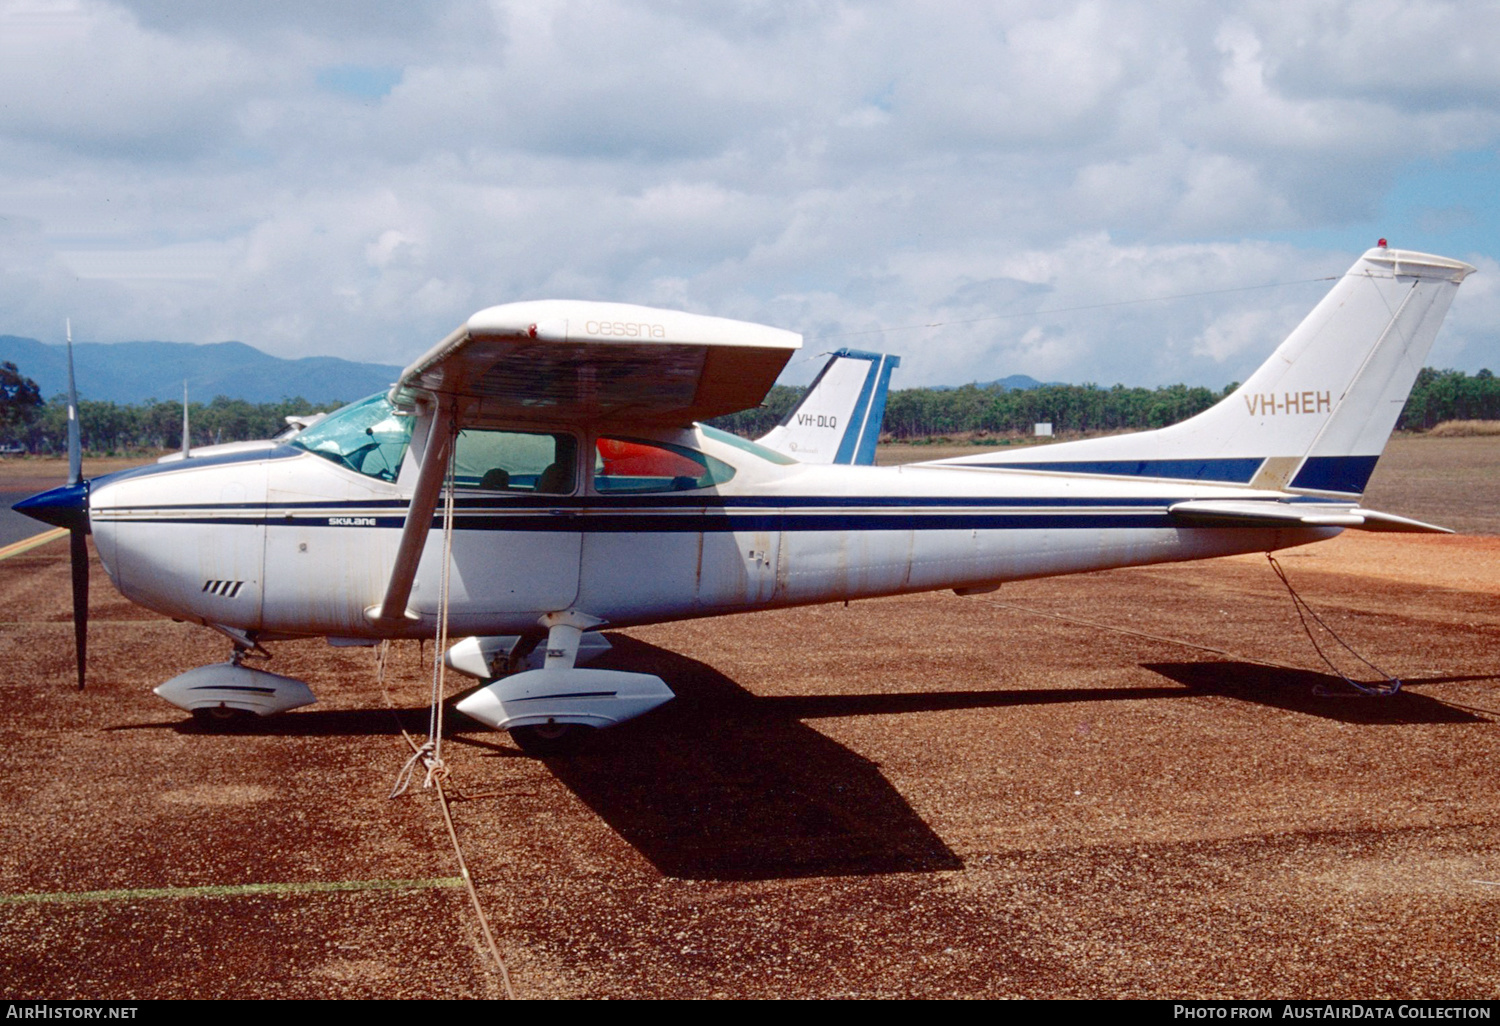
xmin=390 ymin=300 xmax=801 ymax=427
xmin=369 ymin=300 xmax=801 ymax=628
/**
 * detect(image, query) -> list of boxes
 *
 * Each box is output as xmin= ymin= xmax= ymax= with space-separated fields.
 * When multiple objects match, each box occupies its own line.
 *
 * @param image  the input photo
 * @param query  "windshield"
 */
xmin=290 ymin=393 xmax=414 ymax=482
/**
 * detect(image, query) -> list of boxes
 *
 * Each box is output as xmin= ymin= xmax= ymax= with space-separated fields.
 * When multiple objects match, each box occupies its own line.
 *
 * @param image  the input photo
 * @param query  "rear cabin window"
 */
xmin=452 ymin=430 xmax=577 ymax=494
xmin=698 ymin=423 xmax=797 ymax=465
xmin=593 ymin=437 xmax=735 ymax=493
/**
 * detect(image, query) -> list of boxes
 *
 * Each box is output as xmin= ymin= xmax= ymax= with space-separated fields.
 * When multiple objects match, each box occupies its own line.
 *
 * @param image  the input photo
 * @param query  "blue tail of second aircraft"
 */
xmin=757 ymin=349 xmax=900 ymax=465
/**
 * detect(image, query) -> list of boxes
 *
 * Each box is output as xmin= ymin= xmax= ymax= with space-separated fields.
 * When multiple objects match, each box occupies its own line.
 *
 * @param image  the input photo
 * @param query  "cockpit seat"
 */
xmin=536 ymin=462 xmax=570 ymax=494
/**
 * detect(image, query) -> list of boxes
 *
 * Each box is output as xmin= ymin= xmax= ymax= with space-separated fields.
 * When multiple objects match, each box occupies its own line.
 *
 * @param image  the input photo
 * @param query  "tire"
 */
xmin=509 ymin=722 xmax=592 ymax=756
xmin=190 ymin=705 xmax=253 ymax=728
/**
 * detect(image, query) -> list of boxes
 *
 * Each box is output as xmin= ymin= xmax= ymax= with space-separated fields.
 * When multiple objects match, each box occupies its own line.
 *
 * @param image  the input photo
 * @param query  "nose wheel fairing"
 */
xmin=154 ymin=662 xmax=317 ymax=717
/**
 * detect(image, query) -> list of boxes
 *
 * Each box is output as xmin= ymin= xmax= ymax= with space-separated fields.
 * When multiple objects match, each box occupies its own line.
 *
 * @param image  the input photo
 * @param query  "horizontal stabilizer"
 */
xmin=1168 ymin=500 xmax=1451 ymax=534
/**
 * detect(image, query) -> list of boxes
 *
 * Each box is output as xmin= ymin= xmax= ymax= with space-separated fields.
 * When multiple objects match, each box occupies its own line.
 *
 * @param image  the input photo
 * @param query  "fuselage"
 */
xmin=84 ymin=397 xmax=1332 ymax=641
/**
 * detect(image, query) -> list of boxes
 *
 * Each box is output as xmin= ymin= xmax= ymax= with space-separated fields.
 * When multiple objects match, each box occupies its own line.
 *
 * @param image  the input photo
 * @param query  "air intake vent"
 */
xmin=201 ymin=580 xmax=245 ymax=598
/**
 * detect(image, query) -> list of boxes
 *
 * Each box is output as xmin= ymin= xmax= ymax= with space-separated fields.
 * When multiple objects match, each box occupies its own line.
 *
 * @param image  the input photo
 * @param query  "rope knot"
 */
xmin=389 ymin=740 xmax=437 ymax=799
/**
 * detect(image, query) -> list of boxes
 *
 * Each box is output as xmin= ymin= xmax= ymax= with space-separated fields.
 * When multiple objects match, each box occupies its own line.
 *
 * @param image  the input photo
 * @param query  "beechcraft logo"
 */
xmin=1243 ymin=391 xmax=1332 ymax=416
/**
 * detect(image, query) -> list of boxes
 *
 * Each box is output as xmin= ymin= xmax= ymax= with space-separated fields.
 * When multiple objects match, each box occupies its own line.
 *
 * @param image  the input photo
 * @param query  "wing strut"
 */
xmin=366 ymin=398 xmax=456 ymax=629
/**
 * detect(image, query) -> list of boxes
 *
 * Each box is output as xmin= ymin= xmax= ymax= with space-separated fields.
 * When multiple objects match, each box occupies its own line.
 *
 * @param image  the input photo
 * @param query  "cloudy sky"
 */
xmin=2 ymin=0 xmax=1497 ymax=390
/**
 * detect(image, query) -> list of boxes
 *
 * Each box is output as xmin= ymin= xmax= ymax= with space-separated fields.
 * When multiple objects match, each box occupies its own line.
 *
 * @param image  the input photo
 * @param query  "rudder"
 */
xmin=929 ymin=246 xmax=1475 ymax=496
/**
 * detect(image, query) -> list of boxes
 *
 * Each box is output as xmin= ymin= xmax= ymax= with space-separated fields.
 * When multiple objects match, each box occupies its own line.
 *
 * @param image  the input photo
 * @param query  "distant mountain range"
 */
xmin=0 ymin=334 xmax=1057 ymax=405
xmin=931 ymin=374 xmax=1052 ymax=391
xmin=0 ymin=336 xmax=403 ymax=405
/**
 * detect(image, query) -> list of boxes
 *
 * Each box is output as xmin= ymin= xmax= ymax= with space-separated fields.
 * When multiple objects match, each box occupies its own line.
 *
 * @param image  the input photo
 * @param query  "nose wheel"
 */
xmin=508 ymin=722 xmax=593 ymax=756
xmin=191 ymin=704 xmax=254 ymax=728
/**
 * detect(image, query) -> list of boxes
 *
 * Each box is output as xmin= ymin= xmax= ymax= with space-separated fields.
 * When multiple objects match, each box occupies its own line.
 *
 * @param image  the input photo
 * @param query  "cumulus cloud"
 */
xmin=0 ymin=0 xmax=1494 ymax=387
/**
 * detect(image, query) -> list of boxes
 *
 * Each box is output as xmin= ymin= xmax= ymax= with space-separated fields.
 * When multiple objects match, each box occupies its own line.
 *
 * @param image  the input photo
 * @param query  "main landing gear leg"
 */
xmin=511 ymin=612 xmax=597 ymax=755
xmin=453 ymin=610 xmax=675 ymax=756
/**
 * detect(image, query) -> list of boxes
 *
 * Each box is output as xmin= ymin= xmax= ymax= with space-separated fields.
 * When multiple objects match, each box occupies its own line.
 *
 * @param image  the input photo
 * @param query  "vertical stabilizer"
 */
xmin=928 ymin=247 xmax=1475 ymax=496
xmin=758 ymin=349 xmax=900 ymax=465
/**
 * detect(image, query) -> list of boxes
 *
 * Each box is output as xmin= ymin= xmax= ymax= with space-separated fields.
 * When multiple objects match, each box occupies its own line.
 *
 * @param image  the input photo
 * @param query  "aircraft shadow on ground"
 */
xmin=113 ymin=645 xmax=1488 ymax=878
xmin=460 ymin=635 xmax=966 ymax=881
xmin=1142 ymin=661 xmax=1494 ymax=724
xmin=110 ymin=706 xmax=432 ymax=737
xmin=120 ymin=637 xmax=964 ymax=881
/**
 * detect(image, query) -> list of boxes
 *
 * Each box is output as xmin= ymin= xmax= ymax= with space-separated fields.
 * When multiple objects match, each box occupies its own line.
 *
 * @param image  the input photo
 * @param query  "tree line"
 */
xmin=712 ymin=367 xmax=1500 ymax=440
xmin=708 ymin=381 xmax=1237 ymax=439
xmin=0 ymin=368 xmax=344 ymax=454
xmin=0 ymin=361 xmax=1497 ymax=455
xmin=1397 ymin=367 xmax=1500 ymax=430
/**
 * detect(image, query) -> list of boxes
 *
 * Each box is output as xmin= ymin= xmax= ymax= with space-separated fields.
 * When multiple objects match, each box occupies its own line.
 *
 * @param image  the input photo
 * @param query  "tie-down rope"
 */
xmin=1265 ymin=553 xmax=1402 ymax=696
xmin=990 ymin=554 xmax=1405 ymax=696
xmin=379 ymin=641 xmax=517 ymax=999
xmin=392 ymin=414 xmax=460 ymax=797
xmin=377 ymin=410 xmax=517 ymax=996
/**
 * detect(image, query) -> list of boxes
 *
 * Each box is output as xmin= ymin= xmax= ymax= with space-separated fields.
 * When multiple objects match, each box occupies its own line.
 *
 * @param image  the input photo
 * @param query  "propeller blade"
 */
xmin=65 ymin=319 xmax=81 ymax=487
xmin=6 ymin=320 xmax=93 ymax=690
xmin=66 ymin=321 xmax=86 ymax=688
xmin=11 ymin=319 xmax=92 ymax=690
xmin=69 ymin=527 xmax=88 ymax=690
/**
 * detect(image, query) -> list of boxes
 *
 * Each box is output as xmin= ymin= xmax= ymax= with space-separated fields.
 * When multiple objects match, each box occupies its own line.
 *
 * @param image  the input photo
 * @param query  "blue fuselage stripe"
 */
xmin=94 ymin=500 xmax=1240 ymax=533
xmin=959 ymin=454 xmax=1381 ymax=494
xmin=97 ymin=494 xmax=1186 ymax=512
xmin=93 ymin=492 xmax=1348 ymax=534
xmin=98 ymin=515 xmax=1178 ymax=532
xmin=962 ymin=458 xmax=1264 ymax=483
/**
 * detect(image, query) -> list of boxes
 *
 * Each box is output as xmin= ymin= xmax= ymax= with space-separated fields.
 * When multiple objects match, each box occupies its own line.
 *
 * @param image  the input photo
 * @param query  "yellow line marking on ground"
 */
xmin=0 ymin=877 xmax=466 ymax=905
xmin=0 ymin=527 xmax=67 ymax=561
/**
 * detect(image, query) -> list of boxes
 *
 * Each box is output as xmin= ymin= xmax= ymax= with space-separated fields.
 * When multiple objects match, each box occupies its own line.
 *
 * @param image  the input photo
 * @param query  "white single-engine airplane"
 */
xmin=15 ymin=244 xmax=1473 ymax=753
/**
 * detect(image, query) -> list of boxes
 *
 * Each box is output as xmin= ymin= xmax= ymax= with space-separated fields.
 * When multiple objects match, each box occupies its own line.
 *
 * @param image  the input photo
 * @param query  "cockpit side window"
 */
xmin=290 ymin=394 xmax=413 ymax=483
xmin=593 ymin=437 xmax=735 ymax=493
xmin=452 ymin=430 xmax=578 ymax=494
